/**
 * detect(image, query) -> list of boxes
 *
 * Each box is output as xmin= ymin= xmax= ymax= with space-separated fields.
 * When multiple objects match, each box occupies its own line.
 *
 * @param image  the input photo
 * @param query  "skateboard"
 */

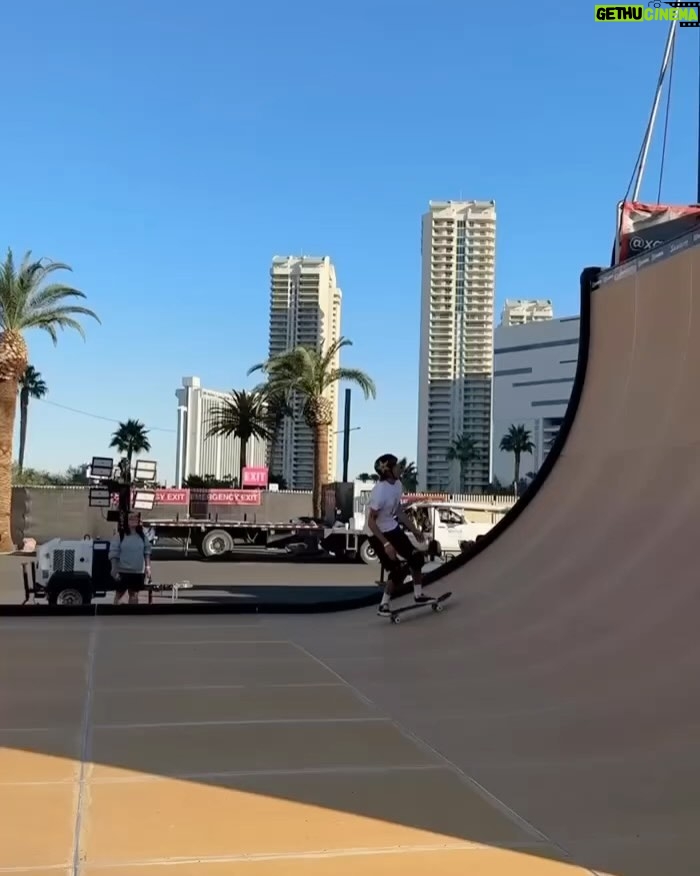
xmin=387 ymin=591 xmax=452 ymax=624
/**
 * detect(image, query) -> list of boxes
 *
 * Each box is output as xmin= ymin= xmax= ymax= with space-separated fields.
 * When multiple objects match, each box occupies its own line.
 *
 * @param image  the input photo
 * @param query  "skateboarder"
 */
xmin=367 ymin=453 xmax=433 ymax=616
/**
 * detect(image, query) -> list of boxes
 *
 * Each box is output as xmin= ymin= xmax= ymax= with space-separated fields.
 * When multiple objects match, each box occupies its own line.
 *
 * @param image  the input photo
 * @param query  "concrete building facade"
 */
xmin=500 ymin=298 xmax=554 ymax=326
xmin=417 ymin=200 xmax=497 ymax=492
xmin=268 ymin=256 xmax=342 ymax=489
xmin=491 ymin=316 xmax=580 ymax=485
xmin=174 ymin=376 xmax=268 ymax=486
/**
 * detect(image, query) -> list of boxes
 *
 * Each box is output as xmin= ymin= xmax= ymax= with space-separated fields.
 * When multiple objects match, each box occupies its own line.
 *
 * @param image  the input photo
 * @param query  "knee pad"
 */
xmin=407 ymin=550 xmax=425 ymax=572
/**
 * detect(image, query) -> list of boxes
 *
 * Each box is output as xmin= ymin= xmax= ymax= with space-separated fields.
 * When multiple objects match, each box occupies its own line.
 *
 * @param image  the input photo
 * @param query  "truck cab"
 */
xmin=320 ymin=480 xmax=495 ymax=565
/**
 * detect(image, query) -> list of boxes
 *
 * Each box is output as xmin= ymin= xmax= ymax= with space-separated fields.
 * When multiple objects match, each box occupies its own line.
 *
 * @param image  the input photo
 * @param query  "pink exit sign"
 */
xmin=241 ymin=466 xmax=269 ymax=488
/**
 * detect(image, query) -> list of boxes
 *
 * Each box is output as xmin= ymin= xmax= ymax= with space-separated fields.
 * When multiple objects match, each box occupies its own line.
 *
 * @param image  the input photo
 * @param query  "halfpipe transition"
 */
xmin=411 ymin=227 xmax=700 ymax=871
xmin=1 ymin=235 xmax=699 ymax=876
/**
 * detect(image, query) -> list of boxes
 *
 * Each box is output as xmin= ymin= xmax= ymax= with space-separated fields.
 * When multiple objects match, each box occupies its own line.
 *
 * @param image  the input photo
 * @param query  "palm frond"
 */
xmin=24 ymin=313 xmax=96 ymax=344
xmin=326 ymin=368 xmax=376 ymax=398
xmin=500 ymin=423 xmax=535 ymax=454
xmin=26 ymin=283 xmax=89 ymax=309
xmin=207 ymin=389 xmax=274 ymax=443
xmin=19 ymin=365 xmax=48 ymax=398
xmin=0 ymin=249 xmax=99 ymax=336
xmin=446 ymin=432 xmax=481 ymax=463
xmin=320 ymin=336 xmax=354 ymax=372
xmin=109 ymin=419 xmax=151 ymax=456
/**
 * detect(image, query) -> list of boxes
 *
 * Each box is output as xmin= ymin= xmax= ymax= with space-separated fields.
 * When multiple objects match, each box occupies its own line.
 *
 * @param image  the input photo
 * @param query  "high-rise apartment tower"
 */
xmin=417 ymin=200 xmax=497 ymax=492
xmin=500 ymin=298 xmax=554 ymax=326
xmin=268 ymin=256 xmax=342 ymax=489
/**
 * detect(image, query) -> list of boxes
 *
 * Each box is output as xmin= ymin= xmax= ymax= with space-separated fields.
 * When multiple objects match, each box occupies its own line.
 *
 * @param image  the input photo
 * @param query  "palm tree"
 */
xmin=250 ymin=337 xmax=376 ymax=518
xmin=399 ymin=458 xmax=418 ymax=492
xmin=17 ymin=366 xmax=48 ymax=472
xmin=0 ymin=249 xmax=99 ymax=551
xmin=207 ymin=388 xmax=274 ymax=486
xmin=109 ymin=419 xmax=151 ymax=475
xmin=499 ymin=424 xmax=535 ymax=490
xmin=446 ymin=433 xmax=481 ymax=491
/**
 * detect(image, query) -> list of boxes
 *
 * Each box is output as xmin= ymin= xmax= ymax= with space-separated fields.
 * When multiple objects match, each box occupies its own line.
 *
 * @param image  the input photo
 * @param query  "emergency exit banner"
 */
xmin=110 ymin=490 xmax=190 ymax=506
xmin=190 ymin=489 xmax=262 ymax=506
xmin=242 ymin=466 xmax=269 ymax=488
xmin=154 ymin=489 xmax=190 ymax=505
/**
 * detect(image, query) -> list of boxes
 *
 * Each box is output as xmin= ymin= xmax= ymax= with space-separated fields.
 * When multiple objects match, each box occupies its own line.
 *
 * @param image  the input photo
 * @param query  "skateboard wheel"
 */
xmin=391 ymin=615 xmax=401 ymax=624
xmin=433 ymin=603 xmax=443 ymax=612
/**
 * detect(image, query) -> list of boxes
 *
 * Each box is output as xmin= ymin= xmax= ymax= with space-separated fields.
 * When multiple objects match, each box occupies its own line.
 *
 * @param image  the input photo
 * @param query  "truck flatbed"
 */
xmin=144 ymin=518 xmax=326 ymax=559
xmin=146 ymin=519 xmax=323 ymax=531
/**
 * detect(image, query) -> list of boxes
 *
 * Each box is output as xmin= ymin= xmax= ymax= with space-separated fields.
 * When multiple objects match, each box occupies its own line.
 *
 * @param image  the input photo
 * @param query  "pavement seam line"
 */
xmin=53 ymin=840 xmax=561 ymax=869
xmin=0 ymin=764 xmax=449 ymax=787
xmin=92 ymin=716 xmax=390 ymax=729
xmin=290 ymin=640 xmax=585 ymax=863
xmin=95 ymin=681 xmax=345 ymax=692
xmin=71 ymin=623 xmax=98 ymax=876
xmin=84 ymin=763 xmax=449 ymax=784
xmin=124 ymin=639 xmax=295 ymax=645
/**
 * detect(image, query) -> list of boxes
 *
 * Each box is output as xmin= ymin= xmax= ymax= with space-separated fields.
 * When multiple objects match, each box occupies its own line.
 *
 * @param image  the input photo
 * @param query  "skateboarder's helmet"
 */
xmin=374 ymin=453 xmax=399 ymax=480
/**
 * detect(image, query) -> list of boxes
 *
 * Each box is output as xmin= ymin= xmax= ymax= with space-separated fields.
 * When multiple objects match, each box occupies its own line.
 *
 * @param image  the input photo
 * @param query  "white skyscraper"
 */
xmin=174 ymin=376 xmax=268 ymax=486
xmin=268 ymin=256 xmax=342 ymax=489
xmin=417 ymin=200 xmax=497 ymax=492
xmin=500 ymin=299 xmax=554 ymax=326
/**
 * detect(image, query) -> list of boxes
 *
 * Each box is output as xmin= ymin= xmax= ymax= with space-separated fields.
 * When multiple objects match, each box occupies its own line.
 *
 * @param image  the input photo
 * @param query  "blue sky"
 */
xmin=1 ymin=0 xmax=697 ymax=484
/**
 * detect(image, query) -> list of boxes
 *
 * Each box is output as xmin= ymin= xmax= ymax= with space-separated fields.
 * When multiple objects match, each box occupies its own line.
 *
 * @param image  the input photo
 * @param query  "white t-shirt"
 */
xmin=368 ymin=479 xmax=403 ymax=533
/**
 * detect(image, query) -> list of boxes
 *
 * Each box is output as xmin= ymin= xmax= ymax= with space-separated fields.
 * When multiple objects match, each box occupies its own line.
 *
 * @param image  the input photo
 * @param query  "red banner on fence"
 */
xmin=191 ymin=489 xmax=262 ymax=506
xmin=241 ymin=466 xmax=269 ymax=488
xmin=155 ymin=489 xmax=190 ymax=505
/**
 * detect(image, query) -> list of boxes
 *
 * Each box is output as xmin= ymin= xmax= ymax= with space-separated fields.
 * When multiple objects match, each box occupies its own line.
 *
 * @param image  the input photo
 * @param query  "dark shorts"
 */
xmin=370 ymin=526 xmax=423 ymax=576
xmin=116 ymin=572 xmax=146 ymax=594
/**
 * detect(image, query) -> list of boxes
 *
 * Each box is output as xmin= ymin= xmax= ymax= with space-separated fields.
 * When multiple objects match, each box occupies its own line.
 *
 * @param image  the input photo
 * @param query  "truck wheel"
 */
xmin=359 ymin=539 xmax=379 ymax=565
xmin=200 ymin=529 xmax=234 ymax=558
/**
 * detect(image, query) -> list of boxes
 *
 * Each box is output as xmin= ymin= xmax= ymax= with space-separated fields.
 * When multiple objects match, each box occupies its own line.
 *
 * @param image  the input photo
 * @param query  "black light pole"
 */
xmin=697 ymin=28 xmax=700 ymax=203
xmin=116 ymin=457 xmax=131 ymax=528
xmin=342 ymin=388 xmax=351 ymax=482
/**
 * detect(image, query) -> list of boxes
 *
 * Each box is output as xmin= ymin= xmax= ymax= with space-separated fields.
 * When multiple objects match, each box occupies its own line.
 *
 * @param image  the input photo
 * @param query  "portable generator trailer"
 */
xmin=21 ymin=537 xmax=192 ymax=606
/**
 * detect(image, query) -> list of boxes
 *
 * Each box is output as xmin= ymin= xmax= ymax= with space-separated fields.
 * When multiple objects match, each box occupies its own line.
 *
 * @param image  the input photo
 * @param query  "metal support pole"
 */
xmin=697 ymin=26 xmax=700 ymax=203
xmin=633 ymin=20 xmax=677 ymax=201
xmin=117 ymin=457 xmax=131 ymax=528
xmin=342 ymin=389 xmax=351 ymax=483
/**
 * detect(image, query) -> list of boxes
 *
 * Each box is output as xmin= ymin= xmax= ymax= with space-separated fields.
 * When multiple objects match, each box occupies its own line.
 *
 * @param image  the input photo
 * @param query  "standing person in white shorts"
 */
xmin=366 ymin=453 xmax=433 ymax=616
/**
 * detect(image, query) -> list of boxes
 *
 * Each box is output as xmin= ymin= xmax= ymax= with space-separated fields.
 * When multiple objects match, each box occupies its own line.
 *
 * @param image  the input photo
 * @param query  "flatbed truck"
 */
xmin=143 ymin=489 xmax=494 ymax=564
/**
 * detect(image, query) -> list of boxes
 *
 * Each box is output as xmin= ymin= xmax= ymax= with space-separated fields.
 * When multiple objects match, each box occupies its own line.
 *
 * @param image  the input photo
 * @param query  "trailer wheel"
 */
xmin=359 ymin=539 xmax=379 ymax=565
xmin=200 ymin=529 xmax=234 ymax=558
xmin=47 ymin=578 xmax=93 ymax=606
xmin=55 ymin=588 xmax=86 ymax=606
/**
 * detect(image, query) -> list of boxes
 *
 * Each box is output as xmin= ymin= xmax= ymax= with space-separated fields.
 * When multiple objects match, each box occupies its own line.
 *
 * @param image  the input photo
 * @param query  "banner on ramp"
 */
xmin=615 ymin=200 xmax=700 ymax=265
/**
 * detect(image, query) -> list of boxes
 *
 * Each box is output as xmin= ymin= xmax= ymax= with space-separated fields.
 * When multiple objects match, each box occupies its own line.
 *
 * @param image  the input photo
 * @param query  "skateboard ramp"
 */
xmin=4 ymin=239 xmax=700 ymax=876
xmin=413 ymin=230 xmax=700 ymax=872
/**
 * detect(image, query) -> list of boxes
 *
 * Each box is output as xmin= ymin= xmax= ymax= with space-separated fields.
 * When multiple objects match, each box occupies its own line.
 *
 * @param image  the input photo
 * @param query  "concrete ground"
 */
xmin=0 ymin=612 xmax=587 ymax=876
